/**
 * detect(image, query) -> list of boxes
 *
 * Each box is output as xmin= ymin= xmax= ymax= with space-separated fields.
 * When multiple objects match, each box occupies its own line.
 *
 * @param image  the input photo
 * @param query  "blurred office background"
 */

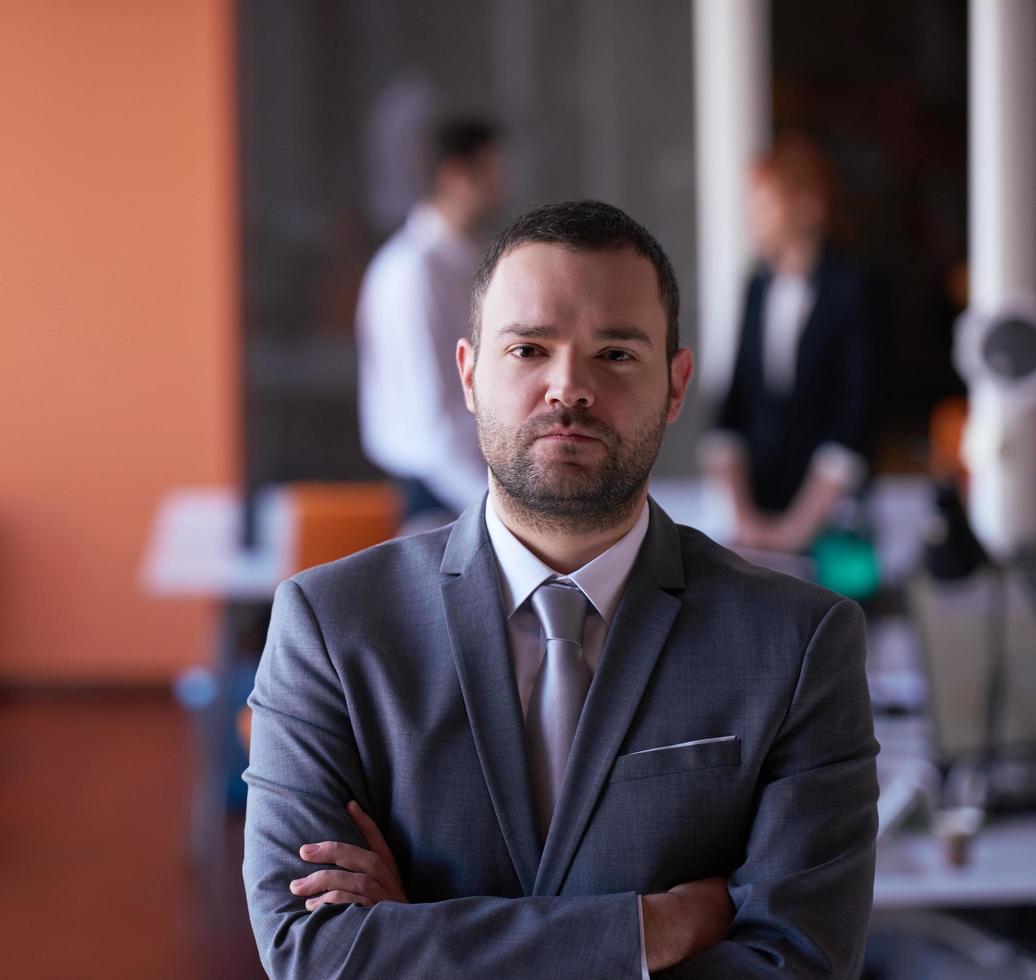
xmin=2 ymin=1 xmax=1034 ymax=977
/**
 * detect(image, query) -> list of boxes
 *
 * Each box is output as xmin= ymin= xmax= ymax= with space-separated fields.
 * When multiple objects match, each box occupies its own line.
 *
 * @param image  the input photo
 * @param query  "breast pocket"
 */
xmin=609 ymin=735 xmax=740 ymax=783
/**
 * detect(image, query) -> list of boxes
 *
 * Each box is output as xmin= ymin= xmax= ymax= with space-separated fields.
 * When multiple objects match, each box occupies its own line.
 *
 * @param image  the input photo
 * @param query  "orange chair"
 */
xmin=287 ymin=480 xmax=403 ymax=575
xmin=237 ymin=481 xmax=403 ymax=754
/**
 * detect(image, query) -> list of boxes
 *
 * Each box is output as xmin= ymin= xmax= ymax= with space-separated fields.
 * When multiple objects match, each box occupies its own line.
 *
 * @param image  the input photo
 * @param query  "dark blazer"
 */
xmin=718 ymin=248 xmax=879 ymax=511
xmin=243 ymin=498 xmax=879 ymax=978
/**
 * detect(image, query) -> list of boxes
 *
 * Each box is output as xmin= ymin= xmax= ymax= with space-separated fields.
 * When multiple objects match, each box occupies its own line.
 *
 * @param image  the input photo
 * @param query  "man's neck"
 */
xmin=488 ymin=484 xmax=648 ymax=574
xmin=427 ymin=194 xmax=477 ymax=239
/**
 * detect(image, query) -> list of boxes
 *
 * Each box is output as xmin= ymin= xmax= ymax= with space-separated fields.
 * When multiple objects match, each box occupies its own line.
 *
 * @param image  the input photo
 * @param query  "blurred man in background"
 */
xmin=356 ymin=118 xmax=506 ymax=528
xmin=703 ymin=135 xmax=879 ymax=554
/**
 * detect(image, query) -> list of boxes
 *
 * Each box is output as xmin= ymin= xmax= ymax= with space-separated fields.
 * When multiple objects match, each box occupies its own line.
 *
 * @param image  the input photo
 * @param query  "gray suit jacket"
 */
xmin=243 ymin=498 xmax=878 ymax=978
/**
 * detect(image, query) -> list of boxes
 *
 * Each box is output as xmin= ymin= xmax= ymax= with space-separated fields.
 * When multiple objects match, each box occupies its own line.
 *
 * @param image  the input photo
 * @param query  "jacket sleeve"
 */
xmin=659 ymin=598 xmax=879 ymax=979
xmin=242 ymin=579 xmax=643 ymax=980
xmin=817 ymin=272 xmax=879 ymax=458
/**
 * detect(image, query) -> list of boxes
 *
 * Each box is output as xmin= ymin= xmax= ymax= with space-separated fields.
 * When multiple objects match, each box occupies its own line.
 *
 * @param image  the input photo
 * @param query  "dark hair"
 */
xmin=430 ymin=118 xmax=499 ymax=173
xmin=470 ymin=199 xmax=680 ymax=361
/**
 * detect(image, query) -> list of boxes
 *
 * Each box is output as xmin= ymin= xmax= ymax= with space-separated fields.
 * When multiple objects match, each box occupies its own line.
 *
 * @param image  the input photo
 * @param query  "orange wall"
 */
xmin=0 ymin=0 xmax=237 ymax=684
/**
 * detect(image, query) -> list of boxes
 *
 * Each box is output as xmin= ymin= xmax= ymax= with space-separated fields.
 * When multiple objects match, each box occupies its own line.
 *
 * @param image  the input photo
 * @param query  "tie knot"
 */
xmin=531 ymin=582 xmax=589 ymax=645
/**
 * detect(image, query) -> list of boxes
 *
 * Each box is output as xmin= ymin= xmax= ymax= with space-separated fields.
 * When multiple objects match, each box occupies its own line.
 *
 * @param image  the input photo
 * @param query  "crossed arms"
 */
xmin=289 ymin=800 xmax=731 ymax=973
xmin=243 ymin=579 xmax=878 ymax=978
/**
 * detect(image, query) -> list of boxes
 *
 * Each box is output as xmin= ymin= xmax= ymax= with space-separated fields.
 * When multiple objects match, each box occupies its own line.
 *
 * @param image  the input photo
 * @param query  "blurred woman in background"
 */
xmin=704 ymin=135 xmax=879 ymax=554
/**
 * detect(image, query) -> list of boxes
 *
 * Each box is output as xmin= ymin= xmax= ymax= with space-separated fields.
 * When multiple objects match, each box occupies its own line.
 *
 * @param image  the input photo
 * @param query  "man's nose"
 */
xmin=544 ymin=354 xmax=594 ymax=409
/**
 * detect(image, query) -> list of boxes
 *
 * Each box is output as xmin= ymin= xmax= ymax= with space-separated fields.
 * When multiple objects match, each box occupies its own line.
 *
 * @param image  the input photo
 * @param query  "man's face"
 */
xmin=457 ymin=243 xmax=692 ymax=531
xmin=748 ymin=174 xmax=823 ymax=258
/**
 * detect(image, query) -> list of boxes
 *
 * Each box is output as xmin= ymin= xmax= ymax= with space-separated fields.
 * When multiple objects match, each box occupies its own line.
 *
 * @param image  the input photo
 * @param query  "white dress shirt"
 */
xmin=761 ymin=271 xmax=814 ymax=396
xmin=356 ymin=202 xmax=489 ymax=514
xmin=484 ymin=497 xmax=652 ymax=978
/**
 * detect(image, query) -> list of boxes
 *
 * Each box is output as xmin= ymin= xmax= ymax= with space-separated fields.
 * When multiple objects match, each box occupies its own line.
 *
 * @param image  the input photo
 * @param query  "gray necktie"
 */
xmin=527 ymin=581 xmax=592 ymax=840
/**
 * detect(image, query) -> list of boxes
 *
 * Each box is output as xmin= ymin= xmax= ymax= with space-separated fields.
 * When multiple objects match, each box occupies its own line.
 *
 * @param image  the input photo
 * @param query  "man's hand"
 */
xmin=641 ymin=877 xmax=734 ymax=972
xmin=290 ymin=800 xmax=409 ymax=910
xmin=736 ymin=512 xmax=811 ymax=554
xmin=735 ymin=464 xmax=849 ymax=554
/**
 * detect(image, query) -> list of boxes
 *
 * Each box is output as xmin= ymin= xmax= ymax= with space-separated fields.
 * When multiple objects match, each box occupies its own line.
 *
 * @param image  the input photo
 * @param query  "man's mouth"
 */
xmin=537 ymin=429 xmax=598 ymax=441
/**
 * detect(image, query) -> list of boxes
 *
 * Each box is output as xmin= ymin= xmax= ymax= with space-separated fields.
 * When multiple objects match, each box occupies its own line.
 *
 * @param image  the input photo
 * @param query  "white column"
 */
xmin=692 ymin=0 xmax=771 ymax=397
xmin=969 ymin=0 xmax=1036 ymax=307
xmin=961 ymin=0 xmax=1036 ymax=557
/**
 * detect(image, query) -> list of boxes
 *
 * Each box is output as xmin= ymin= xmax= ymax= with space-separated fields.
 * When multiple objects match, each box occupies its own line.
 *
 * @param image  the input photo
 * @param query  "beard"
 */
xmin=474 ymin=395 xmax=667 ymax=534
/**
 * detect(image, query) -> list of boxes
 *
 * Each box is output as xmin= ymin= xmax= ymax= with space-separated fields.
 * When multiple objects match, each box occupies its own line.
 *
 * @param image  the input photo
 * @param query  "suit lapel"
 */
xmin=795 ymin=248 xmax=834 ymax=386
xmin=440 ymin=501 xmax=541 ymax=895
xmin=533 ymin=499 xmax=685 ymax=896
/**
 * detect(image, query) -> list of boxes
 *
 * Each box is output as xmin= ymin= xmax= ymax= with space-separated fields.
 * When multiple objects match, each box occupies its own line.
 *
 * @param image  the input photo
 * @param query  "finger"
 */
xmin=347 ymin=801 xmax=402 ymax=878
xmin=299 ymin=841 xmax=382 ymax=875
xmin=346 ymin=801 xmax=389 ymax=855
xmin=304 ymin=890 xmax=372 ymax=911
xmin=290 ymin=869 xmax=387 ymax=901
xmin=298 ymin=840 xmax=397 ymax=897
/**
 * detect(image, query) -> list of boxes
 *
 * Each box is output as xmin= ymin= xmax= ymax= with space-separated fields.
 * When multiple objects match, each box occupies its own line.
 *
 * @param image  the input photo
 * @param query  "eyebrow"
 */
xmin=596 ymin=325 xmax=654 ymax=346
xmin=497 ymin=323 xmax=654 ymax=346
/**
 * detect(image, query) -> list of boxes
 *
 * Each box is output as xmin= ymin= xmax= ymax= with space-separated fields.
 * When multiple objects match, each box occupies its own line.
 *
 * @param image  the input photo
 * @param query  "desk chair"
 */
xmin=232 ymin=481 xmax=402 ymax=759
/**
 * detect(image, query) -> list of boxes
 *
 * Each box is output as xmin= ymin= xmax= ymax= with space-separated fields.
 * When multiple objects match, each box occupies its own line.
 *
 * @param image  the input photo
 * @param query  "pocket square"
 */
xmin=625 ymin=734 xmax=737 ymax=757
xmin=610 ymin=734 xmax=741 ymax=783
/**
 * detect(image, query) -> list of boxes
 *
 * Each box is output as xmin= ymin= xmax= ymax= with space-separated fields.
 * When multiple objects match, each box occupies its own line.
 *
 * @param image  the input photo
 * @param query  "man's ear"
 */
xmin=666 ymin=347 xmax=694 ymax=424
xmin=457 ymin=337 xmax=477 ymax=414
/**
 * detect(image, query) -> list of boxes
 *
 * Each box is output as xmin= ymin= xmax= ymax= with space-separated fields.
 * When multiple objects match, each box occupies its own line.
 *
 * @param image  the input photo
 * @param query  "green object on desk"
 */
xmin=811 ymin=529 xmax=880 ymax=600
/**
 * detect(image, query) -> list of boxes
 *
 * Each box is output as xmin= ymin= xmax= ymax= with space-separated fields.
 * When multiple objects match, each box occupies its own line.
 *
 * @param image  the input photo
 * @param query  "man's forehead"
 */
xmin=482 ymin=245 xmax=658 ymax=324
xmin=494 ymin=239 xmax=643 ymax=267
xmin=484 ymin=242 xmax=659 ymax=300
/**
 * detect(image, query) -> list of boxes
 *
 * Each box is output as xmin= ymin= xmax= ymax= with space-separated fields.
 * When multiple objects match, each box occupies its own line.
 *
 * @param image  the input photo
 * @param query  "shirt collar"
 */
xmin=484 ymin=496 xmax=650 ymax=624
xmin=407 ymin=201 xmax=480 ymax=261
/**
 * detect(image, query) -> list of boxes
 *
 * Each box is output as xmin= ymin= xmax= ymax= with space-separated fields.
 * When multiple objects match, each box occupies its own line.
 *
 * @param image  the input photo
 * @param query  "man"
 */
xmin=244 ymin=201 xmax=879 ymax=977
xmin=356 ymin=118 xmax=506 ymax=525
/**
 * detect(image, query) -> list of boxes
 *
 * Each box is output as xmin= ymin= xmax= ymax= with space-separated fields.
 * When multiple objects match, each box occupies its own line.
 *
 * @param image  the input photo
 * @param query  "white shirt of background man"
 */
xmin=356 ymin=202 xmax=489 ymax=514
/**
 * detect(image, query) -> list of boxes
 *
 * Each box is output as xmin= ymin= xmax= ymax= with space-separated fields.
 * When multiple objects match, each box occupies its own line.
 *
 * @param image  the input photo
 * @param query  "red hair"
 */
xmin=751 ymin=134 xmax=836 ymax=231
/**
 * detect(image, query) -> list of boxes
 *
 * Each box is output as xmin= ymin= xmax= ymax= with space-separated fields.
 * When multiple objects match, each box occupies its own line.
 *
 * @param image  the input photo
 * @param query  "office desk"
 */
xmin=140 ymin=483 xmax=399 ymax=865
xmin=875 ymin=814 xmax=1036 ymax=909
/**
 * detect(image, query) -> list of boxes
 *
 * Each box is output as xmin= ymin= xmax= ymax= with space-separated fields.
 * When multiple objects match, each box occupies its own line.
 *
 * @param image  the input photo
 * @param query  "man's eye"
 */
xmin=602 ymin=349 xmax=634 ymax=362
xmin=509 ymin=345 xmax=539 ymax=358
